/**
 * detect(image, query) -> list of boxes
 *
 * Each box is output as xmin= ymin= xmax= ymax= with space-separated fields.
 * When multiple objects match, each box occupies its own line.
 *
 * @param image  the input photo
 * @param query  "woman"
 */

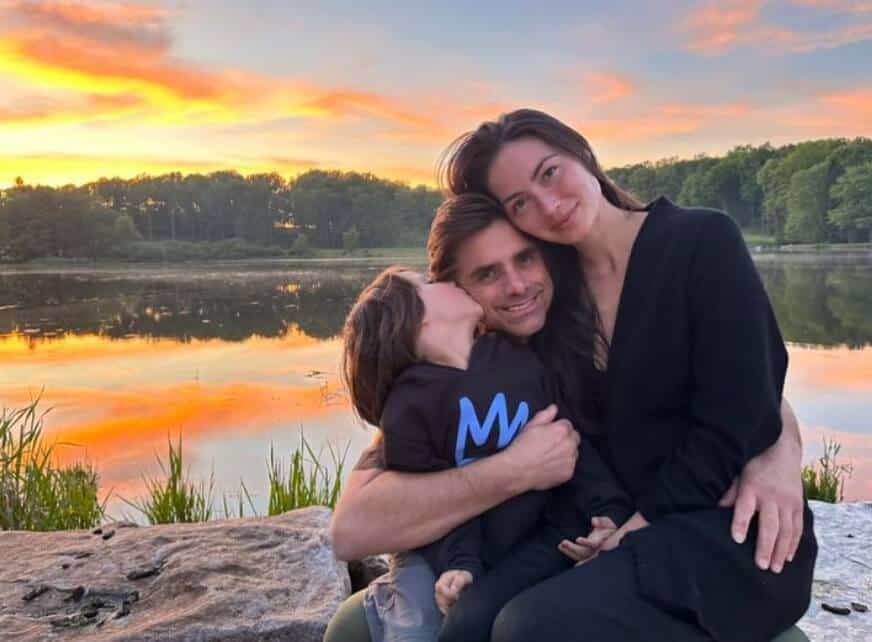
xmin=325 ymin=110 xmax=813 ymax=642
xmin=437 ymin=108 xmax=816 ymax=642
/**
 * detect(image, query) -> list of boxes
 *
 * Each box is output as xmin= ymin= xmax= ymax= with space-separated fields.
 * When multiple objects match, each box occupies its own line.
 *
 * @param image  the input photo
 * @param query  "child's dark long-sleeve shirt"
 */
xmin=380 ymin=332 xmax=632 ymax=579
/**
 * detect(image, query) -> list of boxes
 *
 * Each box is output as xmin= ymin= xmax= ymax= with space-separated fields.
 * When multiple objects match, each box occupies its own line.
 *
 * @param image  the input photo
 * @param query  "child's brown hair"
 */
xmin=341 ymin=266 xmax=425 ymax=426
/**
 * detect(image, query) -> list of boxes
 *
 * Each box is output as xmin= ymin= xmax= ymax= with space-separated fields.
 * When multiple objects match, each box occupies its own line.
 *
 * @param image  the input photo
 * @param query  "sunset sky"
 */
xmin=1 ymin=0 xmax=871 ymax=188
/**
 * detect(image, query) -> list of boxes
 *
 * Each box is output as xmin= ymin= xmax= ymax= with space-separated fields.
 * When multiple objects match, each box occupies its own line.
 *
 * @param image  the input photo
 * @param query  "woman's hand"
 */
xmin=558 ymin=516 xmax=617 ymax=565
xmin=435 ymin=569 xmax=474 ymax=615
xmin=719 ymin=399 xmax=804 ymax=574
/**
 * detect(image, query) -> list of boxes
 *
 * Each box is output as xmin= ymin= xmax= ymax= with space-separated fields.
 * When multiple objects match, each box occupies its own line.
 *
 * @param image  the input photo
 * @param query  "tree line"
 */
xmin=609 ymin=137 xmax=872 ymax=243
xmin=1 ymin=137 xmax=870 ymax=262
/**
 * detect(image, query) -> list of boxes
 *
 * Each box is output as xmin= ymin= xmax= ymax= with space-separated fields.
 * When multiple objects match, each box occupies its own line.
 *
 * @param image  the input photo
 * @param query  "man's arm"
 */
xmin=329 ymin=405 xmax=579 ymax=560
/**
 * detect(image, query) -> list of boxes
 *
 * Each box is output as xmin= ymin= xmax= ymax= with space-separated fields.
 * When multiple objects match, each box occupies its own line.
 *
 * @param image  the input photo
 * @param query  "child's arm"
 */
xmin=547 ymin=436 xmax=635 ymax=540
xmin=438 ymin=524 xmax=573 ymax=642
xmin=418 ymin=515 xmax=485 ymax=614
xmin=418 ymin=516 xmax=485 ymax=580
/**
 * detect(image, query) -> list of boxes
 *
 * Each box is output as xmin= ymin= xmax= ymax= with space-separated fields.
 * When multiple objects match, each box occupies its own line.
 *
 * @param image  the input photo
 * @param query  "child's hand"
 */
xmin=601 ymin=511 xmax=650 ymax=552
xmin=434 ymin=569 xmax=474 ymax=615
xmin=558 ymin=516 xmax=617 ymax=565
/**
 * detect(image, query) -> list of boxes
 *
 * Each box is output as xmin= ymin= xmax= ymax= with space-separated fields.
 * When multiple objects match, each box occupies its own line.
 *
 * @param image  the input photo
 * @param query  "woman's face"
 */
xmin=486 ymin=136 xmax=603 ymax=245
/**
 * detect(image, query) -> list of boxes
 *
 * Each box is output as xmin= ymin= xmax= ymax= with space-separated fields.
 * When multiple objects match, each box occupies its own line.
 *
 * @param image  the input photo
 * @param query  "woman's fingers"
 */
xmin=788 ymin=507 xmax=804 ymax=563
xmin=719 ymin=477 xmax=739 ymax=507
xmin=754 ymin=500 xmax=780 ymax=571
xmin=769 ymin=507 xmax=795 ymax=574
xmin=730 ymin=484 xmax=758 ymax=545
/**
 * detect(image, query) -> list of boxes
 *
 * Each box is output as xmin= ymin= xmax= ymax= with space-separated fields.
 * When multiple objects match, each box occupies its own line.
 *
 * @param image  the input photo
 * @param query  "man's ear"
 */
xmin=475 ymin=319 xmax=487 ymax=337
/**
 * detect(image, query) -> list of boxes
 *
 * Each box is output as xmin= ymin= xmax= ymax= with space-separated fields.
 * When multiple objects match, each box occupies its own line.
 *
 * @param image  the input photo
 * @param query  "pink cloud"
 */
xmin=1 ymin=0 xmax=172 ymax=51
xmin=583 ymin=72 xmax=635 ymax=105
xmin=681 ymin=0 xmax=872 ymax=53
xmin=791 ymin=0 xmax=872 ymax=14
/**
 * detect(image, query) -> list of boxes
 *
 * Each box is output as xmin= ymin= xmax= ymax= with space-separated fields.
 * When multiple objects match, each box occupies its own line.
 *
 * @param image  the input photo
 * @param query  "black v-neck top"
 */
xmin=594 ymin=197 xmax=788 ymax=520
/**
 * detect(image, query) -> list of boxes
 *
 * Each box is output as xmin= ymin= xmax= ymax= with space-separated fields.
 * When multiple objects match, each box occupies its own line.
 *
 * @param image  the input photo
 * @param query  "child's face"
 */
xmin=400 ymin=271 xmax=483 ymax=333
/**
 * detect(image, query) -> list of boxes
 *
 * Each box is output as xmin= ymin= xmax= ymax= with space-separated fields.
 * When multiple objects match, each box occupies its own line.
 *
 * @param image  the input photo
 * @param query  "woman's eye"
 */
xmin=512 ymin=198 xmax=527 ymax=215
xmin=543 ymin=165 xmax=558 ymax=181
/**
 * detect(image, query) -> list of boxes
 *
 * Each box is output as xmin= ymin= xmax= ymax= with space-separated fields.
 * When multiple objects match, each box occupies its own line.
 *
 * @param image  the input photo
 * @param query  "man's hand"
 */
xmin=434 ymin=569 xmax=474 ymax=615
xmin=504 ymin=404 xmax=579 ymax=492
xmin=558 ymin=516 xmax=617 ymax=565
xmin=719 ymin=422 xmax=804 ymax=573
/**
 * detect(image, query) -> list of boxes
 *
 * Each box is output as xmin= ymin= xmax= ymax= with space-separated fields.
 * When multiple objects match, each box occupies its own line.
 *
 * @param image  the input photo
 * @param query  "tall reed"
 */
xmin=1 ymin=399 xmax=104 ymax=531
xmin=267 ymin=432 xmax=349 ymax=515
xmin=123 ymin=435 xmax=214 ymax=524
xmin=802 ymin=438 xmax=853 ymax=503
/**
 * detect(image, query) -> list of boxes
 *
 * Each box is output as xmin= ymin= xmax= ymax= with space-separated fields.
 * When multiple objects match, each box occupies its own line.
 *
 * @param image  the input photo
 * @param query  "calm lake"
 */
xmin=1 ymin=255 xmax=871 ymax=518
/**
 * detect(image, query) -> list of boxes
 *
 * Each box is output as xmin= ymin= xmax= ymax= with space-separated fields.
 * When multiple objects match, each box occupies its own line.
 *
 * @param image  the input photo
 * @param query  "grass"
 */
xmin=802 ymin=438 xmax=853 ymax=503
xmin=267 ymin=431 xmax=349 ymax=515
xmin=119 ymin=429 xmax=349 ymax=525
xmin=742 ymin=229 xmax=778 ymax=247
xmin=1 ymin=398 xmax=104 ymax=531
xmin=122 ymin=434 xmax=215 ymax=524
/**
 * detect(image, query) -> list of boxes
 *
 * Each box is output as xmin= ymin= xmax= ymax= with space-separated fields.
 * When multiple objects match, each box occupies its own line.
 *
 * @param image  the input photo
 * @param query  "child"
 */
xmin=341 ymin=262 xmax=634 ymax=641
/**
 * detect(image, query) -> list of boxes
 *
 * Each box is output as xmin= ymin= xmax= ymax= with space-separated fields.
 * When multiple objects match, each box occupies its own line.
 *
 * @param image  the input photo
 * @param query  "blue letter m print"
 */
xmin=454 ymin=393 xmax=529 ymax=466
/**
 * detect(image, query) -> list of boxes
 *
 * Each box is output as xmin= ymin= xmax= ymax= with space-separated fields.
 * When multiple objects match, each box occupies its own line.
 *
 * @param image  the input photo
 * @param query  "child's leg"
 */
xmin=364 ymin=552 xmax=443 ymax=642
xmin=439 ymin=528 xmax=572 ymax=642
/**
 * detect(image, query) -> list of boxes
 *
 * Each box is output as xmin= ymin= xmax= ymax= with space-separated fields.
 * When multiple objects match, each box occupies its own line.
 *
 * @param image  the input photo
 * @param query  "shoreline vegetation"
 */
xmin=2 ymin=138 xmax=871 ymax=264
xmin=5 ymin=238 xmax=872 ymax=269
xmin=0 ymin=398 xmax=854 ymax=533
xmin=1 ymin=399 xmax=348 ymax=532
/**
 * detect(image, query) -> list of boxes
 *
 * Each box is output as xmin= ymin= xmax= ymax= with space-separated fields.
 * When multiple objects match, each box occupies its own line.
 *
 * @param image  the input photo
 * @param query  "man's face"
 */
xmin=454 ymin=219 xmax=554 ymax=340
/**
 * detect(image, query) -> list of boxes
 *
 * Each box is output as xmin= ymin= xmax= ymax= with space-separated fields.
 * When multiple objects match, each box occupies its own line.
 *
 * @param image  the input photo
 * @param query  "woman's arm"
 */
xmin=329 ymin=406 xmax=580 ymax=560
xmin=634 ymin=212 xmax=789 ymax=521
xmin=721 ymin=397 xmax=804 ymax=573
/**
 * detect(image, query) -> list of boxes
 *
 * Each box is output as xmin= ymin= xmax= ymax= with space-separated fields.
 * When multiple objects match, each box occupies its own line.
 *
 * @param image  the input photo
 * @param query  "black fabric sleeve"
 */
xmin=636 ymin=212 xmax=788 ymax=521
xmin=418 ymin=517 xmax=485 ymax=579
xmin=547 ymin=438 xmax=635 ymax=537
xmin=380 ymin=384 xmax=445 ymax=473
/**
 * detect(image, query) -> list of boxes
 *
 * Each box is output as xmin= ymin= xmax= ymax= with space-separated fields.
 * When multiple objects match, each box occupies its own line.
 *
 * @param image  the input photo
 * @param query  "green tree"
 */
xmin=342 ymin=225 xmax=360 ymax=252
xmin=829 ymin=161 xmax=872 ymax=240
xmin=784 ymin=162 xmax=831 ymax=243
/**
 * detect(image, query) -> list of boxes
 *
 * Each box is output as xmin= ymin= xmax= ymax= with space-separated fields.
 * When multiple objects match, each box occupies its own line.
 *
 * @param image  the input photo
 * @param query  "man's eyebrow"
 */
xmin=514 ymin=246 xmax=537 ymax=260
xmin=469 ymin=262 xmax=498 ymax=279
xmin=500 ymin=153 xmax=559 ymax=206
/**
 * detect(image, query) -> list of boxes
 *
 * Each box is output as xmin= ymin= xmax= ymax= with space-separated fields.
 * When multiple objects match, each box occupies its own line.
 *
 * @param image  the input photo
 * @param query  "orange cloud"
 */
xmin=782 ymin=88 xmax=872 ymax=133
xmin=0 ymin=1 xmax=440 ymax=133
xmin=583 ymin=72 xmax=635 ymax=105
xmin=574 ymin=102 xmax=750 ymax=143
xmin=2 ymin=0 xmax=172 ymax=50
xmin=681 ymin=0 xmax=769 ymax=53
xmin=0 ymin=152 xmax=322 ymax=187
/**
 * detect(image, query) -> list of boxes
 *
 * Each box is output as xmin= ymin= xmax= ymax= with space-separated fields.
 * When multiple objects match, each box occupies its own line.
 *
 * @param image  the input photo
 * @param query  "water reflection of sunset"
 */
xmin=2 ymin=295 xmax=871 ymax=515
xmin=787 ymin=345 xmax=872 ymax=392
xmin=786 ymin=344 xmax=872 ymax=501
xmin=0 ymin=327 xmax=360 ymax=512
xmin=0 ymin=327 xmax=320 ymax=365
